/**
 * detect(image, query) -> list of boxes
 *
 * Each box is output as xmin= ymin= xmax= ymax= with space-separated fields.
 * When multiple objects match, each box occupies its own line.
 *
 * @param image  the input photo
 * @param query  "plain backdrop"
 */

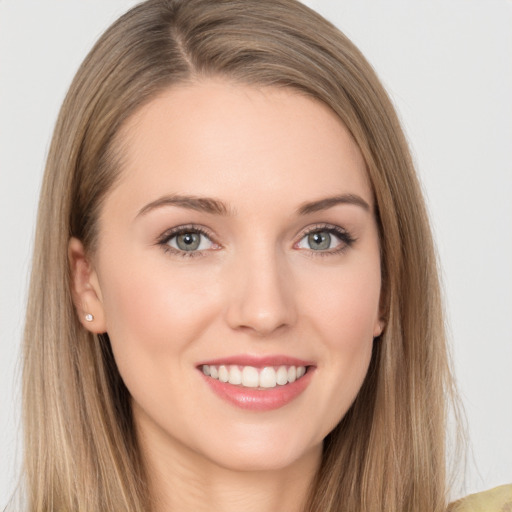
xmin=1 ymin=0 xmax=511 ymax=505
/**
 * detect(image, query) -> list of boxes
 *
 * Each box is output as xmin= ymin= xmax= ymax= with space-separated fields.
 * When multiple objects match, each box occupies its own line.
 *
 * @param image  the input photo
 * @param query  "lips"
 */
xmin=197 ymin=355 xmax=315 ymax=411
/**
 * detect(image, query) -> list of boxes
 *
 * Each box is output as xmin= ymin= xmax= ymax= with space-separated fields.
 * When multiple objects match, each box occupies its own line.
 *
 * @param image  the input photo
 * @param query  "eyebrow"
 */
xmin=297 ymin=194 xmax=371 ymax=215
xmin=136 ymin=192 xmax=370 ymax=219
xmin=137 ymin=194 xmax=231 ymax=217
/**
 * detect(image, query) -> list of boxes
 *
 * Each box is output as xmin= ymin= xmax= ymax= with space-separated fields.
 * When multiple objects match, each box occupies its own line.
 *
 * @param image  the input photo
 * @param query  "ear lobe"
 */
xmin=373 ymin=319 xmax=385 ymax=338
xmin=375 ymin=290 xmax=387 ymax=339
xmin=68 ymin=237 xmax=107 ymax=334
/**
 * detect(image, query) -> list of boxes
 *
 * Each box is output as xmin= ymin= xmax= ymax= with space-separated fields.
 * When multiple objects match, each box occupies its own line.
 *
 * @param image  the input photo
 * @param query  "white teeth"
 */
xmin=228 ymin=365 xmax=242 ymax=385
xmin=242 ymin=366 xmax=259 ymax=388
xmin=276 ymin=366 xmax=288 ymax=385
xmin=218 ymin=365 xmax=229 ymax=383
xmin=202 ymin=364 xmax=308 ymax=388
xmin=259 ymin=367 xmax=277 ymax=388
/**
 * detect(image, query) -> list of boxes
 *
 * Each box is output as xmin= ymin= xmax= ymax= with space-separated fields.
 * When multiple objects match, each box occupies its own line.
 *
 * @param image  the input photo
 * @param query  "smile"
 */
xmin=201 ymin=364 xmax=307 ymax=389
xmin=198 ymin=357 xmax=315 ymax=411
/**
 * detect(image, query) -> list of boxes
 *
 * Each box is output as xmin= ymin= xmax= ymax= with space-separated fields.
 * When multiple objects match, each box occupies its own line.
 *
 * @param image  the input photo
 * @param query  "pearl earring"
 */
xmin=85 ymin=313 xmax=94 ymax=322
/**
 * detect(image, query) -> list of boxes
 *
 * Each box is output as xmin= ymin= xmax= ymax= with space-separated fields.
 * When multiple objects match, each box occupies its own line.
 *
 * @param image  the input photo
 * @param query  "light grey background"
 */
xmin=1 ymin=0 xmax=511 ymax=504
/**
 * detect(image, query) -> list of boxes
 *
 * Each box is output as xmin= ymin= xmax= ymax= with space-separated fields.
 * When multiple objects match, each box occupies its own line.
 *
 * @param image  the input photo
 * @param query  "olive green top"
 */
xmin=448 ymin=484 xmax=512 ymax=511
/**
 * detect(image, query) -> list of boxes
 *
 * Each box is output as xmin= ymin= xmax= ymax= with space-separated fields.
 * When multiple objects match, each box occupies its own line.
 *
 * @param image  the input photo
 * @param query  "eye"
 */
xmin=158 ymin=226 xmax=218 ymax=255
xmin=295 ymin=225 xmax=355 ymax=253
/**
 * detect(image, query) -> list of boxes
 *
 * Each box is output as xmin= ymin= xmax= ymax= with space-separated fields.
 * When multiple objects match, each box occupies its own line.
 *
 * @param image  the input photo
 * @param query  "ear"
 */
xmin=68 ymin=237 xmax=107 ymax=334
xmin=374 ymin=280 xmax=388 ymax=338
xmin=373 ymin=302 xmax=386 ymax=338
xmin=373 ymin=318 xmax=385 ymax=338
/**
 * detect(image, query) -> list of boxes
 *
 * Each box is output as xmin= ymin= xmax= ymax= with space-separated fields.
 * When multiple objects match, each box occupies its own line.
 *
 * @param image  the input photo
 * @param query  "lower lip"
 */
xmin=200 ymin=368 xmax=314 ymax=411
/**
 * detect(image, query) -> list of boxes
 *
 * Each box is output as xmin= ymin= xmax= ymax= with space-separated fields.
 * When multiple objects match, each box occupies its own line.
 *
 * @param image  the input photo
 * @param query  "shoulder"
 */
xmin=448 ymin=484 xmax=512 ymax=512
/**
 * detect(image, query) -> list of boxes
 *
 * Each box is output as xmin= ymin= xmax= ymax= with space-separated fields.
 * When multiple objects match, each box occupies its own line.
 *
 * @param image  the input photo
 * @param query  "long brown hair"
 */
xmin=21 ymin=0 xmax=458 ymax=510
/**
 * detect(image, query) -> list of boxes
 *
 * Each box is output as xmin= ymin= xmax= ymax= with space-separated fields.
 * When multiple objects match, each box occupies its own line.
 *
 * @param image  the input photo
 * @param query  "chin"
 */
xmin=194 ymin=426 xmax=324 ymax=474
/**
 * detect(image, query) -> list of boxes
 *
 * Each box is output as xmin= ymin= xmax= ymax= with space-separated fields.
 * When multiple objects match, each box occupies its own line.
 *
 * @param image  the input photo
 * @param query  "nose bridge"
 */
xmin=225 ymin=241 xmax=296 ymax=336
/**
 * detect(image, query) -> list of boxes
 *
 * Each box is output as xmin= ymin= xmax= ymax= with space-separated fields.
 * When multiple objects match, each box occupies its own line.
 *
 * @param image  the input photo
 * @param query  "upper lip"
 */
xmin=197 ymin=354 xmax=315 ymax=368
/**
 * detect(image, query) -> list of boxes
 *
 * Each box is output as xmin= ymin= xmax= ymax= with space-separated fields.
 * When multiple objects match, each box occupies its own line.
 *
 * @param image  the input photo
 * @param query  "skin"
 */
xmin=70 ymin=81 xmax=383 ymax=512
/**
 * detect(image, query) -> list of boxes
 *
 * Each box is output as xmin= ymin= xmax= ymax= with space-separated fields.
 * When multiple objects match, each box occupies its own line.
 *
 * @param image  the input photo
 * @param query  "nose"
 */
xmin=224 ymin=247 xmax=297 ymax=337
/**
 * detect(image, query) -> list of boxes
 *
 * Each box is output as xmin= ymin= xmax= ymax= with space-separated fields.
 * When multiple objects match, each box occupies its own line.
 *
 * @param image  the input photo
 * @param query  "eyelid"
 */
xmin=294 ymin=223 xmax=356 ymax=253
xmin=157 ymin=223 xmax=215 ymax=243
xmin=156 ymin=224 xmax=221 ymax=257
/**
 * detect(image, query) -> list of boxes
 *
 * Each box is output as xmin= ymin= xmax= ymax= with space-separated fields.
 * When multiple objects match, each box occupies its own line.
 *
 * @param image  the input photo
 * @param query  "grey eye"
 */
xmin=296 ymin=227 xmax=350 ymax=252
xmin=176 ymin=232 xmax=201 ymax=251
xmin=167 ymin=231 xmax=213 ymax=252
xmin=307 ymin=232 xmax=331 ymax=250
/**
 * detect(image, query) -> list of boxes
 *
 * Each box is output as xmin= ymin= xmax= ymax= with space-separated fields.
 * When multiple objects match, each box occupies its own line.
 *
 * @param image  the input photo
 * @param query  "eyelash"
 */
xmin=157 ymin=224 xmax=216 ymax=258
xmin=156 ymin=223 xmax=356 ymax=258
xmin=295 ymin=224 xmax=357 ymax=256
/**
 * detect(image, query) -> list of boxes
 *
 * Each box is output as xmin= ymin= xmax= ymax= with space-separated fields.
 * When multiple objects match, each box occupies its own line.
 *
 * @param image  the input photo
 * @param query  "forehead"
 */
xmin=106 ymin=80 xmax=372 ymax=216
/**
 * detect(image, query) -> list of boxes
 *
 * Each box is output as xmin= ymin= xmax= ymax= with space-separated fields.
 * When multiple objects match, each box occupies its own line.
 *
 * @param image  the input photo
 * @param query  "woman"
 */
xmin=12 ymin=0 xmax=510 ymax=511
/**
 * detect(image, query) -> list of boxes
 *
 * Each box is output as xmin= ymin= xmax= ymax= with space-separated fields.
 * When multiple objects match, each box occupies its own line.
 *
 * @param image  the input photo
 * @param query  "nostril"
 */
xmin=235 ymin=321 xmax=290 ymax=338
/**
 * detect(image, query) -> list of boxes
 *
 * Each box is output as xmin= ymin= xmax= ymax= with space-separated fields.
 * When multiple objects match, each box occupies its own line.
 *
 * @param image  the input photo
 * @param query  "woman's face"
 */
xmin=80 ymin=81 xmax=383 ymax=472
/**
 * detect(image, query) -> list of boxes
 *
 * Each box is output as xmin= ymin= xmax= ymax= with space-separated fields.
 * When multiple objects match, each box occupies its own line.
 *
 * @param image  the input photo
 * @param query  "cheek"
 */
xmin=95 ymin=252 xmax=226 ymax=429
xmin=96 ymin=250 xmax=221 ymax=364
xmin=322 ymin=264 xmax=380 ymax=372
xmin=302 ymin=255 xmax=381 ymax=344
xmin=298 ymin=256 xmax=380 ymax=431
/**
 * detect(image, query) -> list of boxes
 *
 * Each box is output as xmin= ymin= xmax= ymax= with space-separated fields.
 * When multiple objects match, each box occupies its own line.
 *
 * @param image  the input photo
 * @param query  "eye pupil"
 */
xmin=308 ymin=231 xmax=331 ymax=250
xmin=177 ymin=232 xmax=201 ymax=251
